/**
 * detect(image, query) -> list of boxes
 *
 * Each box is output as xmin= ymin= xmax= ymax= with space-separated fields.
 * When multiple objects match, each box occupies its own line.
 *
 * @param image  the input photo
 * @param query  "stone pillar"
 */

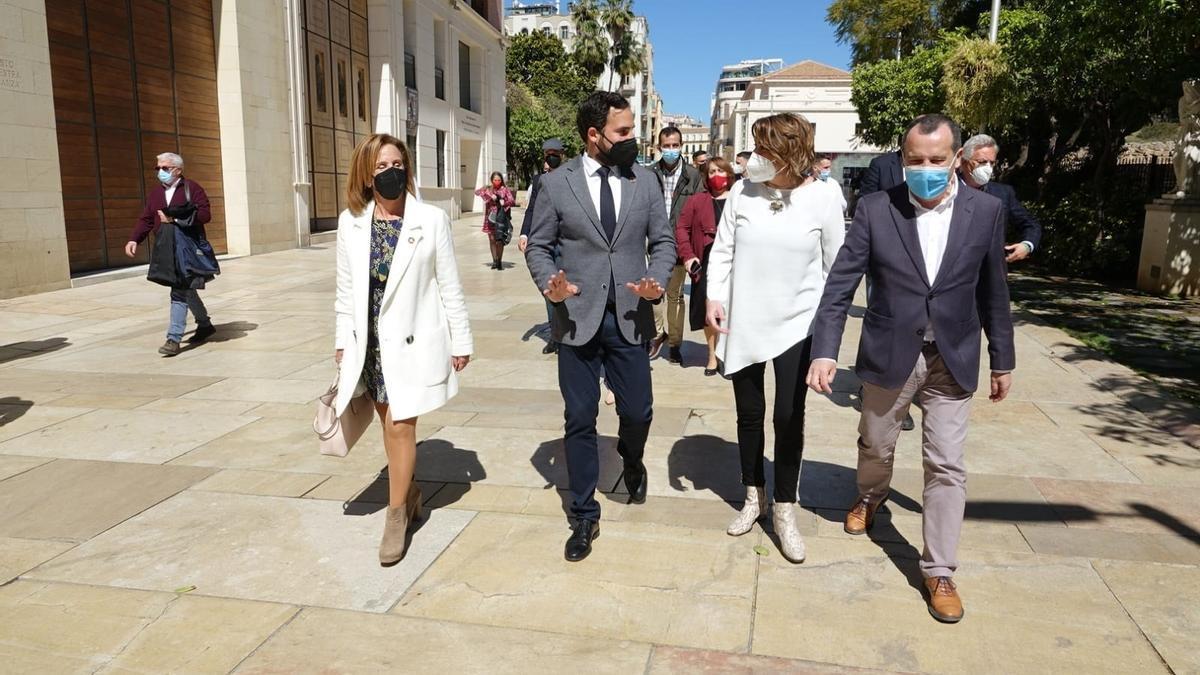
xmin=1137 ymin=198 xmax=1200 ymax=297
xmin=213 ymin=0 xmax=303 ymax=255
xmin=0 ymin=0 xmax=70 ymax=298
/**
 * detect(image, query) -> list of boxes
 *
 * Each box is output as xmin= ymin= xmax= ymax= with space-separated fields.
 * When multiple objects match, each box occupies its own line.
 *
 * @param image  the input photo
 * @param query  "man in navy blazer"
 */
xmin=959 ymin=134 xmax=1043 ymax=263
xmin=807 ymin=115 xmax=1016 ymax=624
xmin=859 ymin=149 xmax=903 ymax=195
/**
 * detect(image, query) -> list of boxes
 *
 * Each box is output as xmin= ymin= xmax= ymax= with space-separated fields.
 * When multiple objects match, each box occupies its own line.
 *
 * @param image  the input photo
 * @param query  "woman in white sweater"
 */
xmin=705 ymin=113 xmax=846 ymax=563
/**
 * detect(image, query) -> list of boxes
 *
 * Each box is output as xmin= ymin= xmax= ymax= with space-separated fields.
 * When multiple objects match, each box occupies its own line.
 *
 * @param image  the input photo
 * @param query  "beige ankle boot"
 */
xmin=379 ymin=483 xmax=423 ymax=566
xmin=773 ymin=502 xmax=806 ymax=563
xmin=379 ymin=505 xmax=410 ymax=566
xmin=727 ymin=486 xmax=766 ymax=536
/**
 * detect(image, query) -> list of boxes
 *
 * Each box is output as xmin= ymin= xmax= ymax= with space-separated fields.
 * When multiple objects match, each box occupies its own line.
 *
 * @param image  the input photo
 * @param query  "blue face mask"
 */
xmin=818 ymin=170 xmax=831 ymax=181
xmin=905 ymin=166 xmax=952 ymax=200
xmin=660 ymin=148 xmax=681 ymax=164
xmin=158 ymin=169 xmax=175 ymax=184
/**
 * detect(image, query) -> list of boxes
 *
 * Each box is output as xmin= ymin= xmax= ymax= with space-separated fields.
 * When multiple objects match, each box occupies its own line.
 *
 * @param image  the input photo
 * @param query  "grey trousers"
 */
xmin=857 ymin=343 xmax=972 ymax=578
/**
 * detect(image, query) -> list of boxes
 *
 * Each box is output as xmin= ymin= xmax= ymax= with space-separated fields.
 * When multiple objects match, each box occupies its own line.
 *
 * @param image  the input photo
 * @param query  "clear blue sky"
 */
xmin=505 ymin=1 xmax=852 ymax=126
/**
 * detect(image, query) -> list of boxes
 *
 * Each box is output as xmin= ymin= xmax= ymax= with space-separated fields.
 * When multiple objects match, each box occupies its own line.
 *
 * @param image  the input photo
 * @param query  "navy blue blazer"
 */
xmin=812 ymin=184 xmax=1016 ymax=393
xmin=978 ymin=180 xmax=1042 ymax=251
xmin=519 ymin=174 xmax=543 ymax=239
xmin=860 ymin=150 xmax=904 ymax=195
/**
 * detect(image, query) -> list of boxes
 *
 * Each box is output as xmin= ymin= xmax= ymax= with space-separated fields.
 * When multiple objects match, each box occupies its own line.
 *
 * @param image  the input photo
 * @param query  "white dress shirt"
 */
xmin=580 ymin=153 xmax=621 ymax=221
xmin=911 ymin=178 xmax=959 ymax=343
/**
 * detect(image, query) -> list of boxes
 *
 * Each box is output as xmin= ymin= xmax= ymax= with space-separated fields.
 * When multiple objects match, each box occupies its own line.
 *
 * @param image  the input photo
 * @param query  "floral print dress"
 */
xmin=362 ymin=216 xmax=403 ymax=403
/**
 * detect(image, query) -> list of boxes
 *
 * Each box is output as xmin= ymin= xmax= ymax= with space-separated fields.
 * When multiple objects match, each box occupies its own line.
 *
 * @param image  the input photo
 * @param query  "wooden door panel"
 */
xmin=137 ymin=65 xmax=177 ymax=133
xmin=55 ymin=123 xmax=100 ymax=196
xmin=131 ymin=0 xmax=169 ymax=66
xmin=85 ymin=0 xmax=132 ymax=60
xmin=96 ymin=129 xmax=142 ymax=197
xmin=91 ymin=54 xmax=137 ymax=129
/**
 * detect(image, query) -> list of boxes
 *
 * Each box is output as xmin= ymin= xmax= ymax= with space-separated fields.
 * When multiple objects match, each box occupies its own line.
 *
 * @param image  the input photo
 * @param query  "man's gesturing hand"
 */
xmin=806 ymin=359 xmax=837 ymax=394
xmin=626 ymin=277 xmax=664 ymax=300
xmin=543 ymin=270 xmax=579 ymax=303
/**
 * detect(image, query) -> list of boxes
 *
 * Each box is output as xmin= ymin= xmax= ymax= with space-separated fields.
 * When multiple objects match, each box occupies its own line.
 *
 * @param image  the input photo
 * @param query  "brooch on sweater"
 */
xmin=767 ymin=189 xmax=784 ymax=213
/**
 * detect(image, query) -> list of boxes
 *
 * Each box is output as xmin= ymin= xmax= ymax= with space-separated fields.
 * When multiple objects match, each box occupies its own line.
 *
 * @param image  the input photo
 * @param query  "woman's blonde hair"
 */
xmin=751 ymin=113 xmax=816 ymax=182
xmin=345 ymin=133 xmax=416 ymax=215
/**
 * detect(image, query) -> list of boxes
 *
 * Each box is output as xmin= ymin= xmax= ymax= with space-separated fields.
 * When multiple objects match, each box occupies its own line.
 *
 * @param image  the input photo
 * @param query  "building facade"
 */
xmin=0 ymin=0 xmax=506 ymax=298
xmin=709 ymin=58 xmax=783 ymax=161
xmin=727 ymin=60 xmax=882 ymax=184
xmin=503 ymin=2 xmax=658 ymax=161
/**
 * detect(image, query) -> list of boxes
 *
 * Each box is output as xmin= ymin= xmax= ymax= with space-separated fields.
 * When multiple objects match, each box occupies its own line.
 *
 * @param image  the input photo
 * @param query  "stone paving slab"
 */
xmin=0 ymin=537 xmax=74 ymax=584
xmin=26 ymin=491 xmax=476 ymax=613
xmin=751 ymin=539 xmax=1168 ymax=674
xmin=0 ymin=581 xmax=298 ymax=674
xmin=1093 ymin=560 xmax=1200 ymax=675
xmin=393 ymin=511 xmax=759 ymax=651
xmin=234 ymin=606 xmax=653 ymax=674
xmin=0 ymin=459 xmax=213 ymax=541
xmin=0 ymin=408 xmax=260 ymax=463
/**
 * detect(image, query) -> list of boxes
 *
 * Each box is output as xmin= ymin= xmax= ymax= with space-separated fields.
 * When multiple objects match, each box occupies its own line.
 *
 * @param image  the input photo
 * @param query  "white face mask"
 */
xmin=970 ymin=163 xmax=994 ymax=186
xmin=733 ymin=163 xmax=744 ymax=175
xmin=743 ymin=152 xmax=778 ymax=183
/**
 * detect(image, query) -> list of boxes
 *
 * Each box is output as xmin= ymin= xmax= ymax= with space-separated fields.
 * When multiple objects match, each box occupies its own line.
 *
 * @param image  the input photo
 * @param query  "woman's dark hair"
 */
xmin=576 ymin=91 xmax=631 ymax=141
xmin=489 ymin=171 xmax=505 ymax=186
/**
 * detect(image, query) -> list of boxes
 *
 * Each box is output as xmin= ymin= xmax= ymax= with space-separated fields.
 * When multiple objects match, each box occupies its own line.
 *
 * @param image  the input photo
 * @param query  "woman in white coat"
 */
xmin=334 ymin=133 xmax=473 ymax=565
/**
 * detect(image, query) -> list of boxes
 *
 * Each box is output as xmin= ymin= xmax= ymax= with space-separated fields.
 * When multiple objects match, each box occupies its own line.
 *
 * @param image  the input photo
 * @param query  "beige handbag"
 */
xmin=314 ymin=370 xmax=375 ymax=457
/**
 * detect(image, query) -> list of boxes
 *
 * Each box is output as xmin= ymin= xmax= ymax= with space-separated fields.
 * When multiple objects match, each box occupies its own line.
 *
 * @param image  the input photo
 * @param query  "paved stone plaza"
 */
xmin=0 ymin=212 xmax=1197 ymax=673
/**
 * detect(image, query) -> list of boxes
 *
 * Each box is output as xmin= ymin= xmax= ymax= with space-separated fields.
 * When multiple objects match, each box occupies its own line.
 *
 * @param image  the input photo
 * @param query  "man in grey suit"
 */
xmin=807 ymin=114 xmax=1016 ymax=624
xmin=526 ymin=91 xmax=676 ymax=561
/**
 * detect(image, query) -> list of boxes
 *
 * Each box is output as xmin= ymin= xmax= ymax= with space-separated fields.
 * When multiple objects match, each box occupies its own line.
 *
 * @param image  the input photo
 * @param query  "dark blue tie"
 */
xmin=597 ymin=166 xmax=616 ymax=242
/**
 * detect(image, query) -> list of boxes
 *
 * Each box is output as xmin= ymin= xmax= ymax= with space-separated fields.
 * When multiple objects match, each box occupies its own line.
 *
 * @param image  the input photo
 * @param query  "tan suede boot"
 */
xmin=379 ymin=483 xmax=423 ymax=566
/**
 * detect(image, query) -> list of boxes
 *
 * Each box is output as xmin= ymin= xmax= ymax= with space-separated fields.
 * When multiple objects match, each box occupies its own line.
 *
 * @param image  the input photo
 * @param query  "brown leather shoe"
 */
xmin=924 ymin=576 xmax=964 ymax=623
xmin=844 ymin=496 xmax=883 ymax=535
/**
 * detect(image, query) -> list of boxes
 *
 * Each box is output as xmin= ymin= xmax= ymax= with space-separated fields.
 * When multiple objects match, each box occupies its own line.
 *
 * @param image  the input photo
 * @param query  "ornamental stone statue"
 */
xmin=1174 ymin=79 xmax=1200 ymax=198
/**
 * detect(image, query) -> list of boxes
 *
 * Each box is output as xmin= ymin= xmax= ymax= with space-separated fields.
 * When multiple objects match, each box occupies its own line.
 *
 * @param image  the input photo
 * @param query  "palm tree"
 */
xmin=569 ymin=0 xmax=607 ymax=81
xmin=600 ymin=0 xmax=644 ymax=91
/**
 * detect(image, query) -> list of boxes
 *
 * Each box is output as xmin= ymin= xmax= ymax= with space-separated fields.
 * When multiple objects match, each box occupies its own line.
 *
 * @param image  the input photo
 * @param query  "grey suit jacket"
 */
xmin=525 ymin=156 xmax=676 ymax=346
xmin=811 ymin=183 xmax=1016 ymax=393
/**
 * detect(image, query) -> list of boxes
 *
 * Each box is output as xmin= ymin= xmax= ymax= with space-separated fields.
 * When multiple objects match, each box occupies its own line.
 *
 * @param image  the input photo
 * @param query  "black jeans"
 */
xmin=558 ymin=306 xmax=653 ymax=522
xmin=730 ymin=337 xmax=812 ymax=503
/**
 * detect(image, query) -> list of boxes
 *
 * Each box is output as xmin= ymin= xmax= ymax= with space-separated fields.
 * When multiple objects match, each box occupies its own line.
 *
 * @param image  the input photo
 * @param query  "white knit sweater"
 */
xmin=706 ymin=178 xmax=846 ymax=375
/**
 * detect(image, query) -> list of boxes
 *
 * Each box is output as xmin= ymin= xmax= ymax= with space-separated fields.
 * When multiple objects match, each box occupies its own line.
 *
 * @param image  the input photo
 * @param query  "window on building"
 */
xmin=560 ymin=25 xmax=569 ymax=39
xmin=404 ymin=52 xmax=416 ymax=90
xmin=407 ymin=132 xmax=418 ymax=181
xmin=436 ymin=130 xmax=446 ymax=188
xmin=434 ymin=19 xmax=447 ymax=101
xmin=458 ymin=41 xmax=475 ymax=112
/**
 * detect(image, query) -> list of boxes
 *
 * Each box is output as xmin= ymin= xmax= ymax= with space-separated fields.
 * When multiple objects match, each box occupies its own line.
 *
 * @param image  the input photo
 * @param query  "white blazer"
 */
xmin=334 ymin=198 xmax=473 ymax=420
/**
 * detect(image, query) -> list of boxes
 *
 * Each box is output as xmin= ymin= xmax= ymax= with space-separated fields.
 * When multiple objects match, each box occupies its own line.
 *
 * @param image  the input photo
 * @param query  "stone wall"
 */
xmin=0 ymin=0 xmax=70 ymax=298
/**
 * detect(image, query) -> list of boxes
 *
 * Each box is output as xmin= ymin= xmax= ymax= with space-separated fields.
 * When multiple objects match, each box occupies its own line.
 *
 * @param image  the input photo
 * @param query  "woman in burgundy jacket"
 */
xmin=474 ymin=171 xmax=516 ymax=270
xmin=124 ymin=152 xmax=215 ymax=357
xmin=676 ymin=156 xmax=734 ymax=375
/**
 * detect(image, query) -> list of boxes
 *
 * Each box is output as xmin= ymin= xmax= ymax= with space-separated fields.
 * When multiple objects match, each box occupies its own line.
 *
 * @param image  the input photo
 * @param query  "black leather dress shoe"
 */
xmin=623 ymin=462 xmax=647 ymax=504
xmin=542 ymin=341 xmax=558 ymax=355
xmin=564 ymin=519 xmax=599 ymax=561
xmin=667 ymin=346 xmax=683 ymax=364
xmin=901 ymin=412 xmax=916 ymax=431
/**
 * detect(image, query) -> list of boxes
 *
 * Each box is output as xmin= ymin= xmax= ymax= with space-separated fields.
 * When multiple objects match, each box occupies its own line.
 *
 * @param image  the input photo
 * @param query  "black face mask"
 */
xmin=545 ymin=154 xmax=562 ymax=169
xmin=598 ymin=132 xmax=638 ymax=169
xmin=373 ymin=167 xmax=406 ymax=200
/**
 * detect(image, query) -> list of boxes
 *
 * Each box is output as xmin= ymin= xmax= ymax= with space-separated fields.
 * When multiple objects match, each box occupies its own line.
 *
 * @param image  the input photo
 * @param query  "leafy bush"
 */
xmin=1028 ymin=188 xmax=1147 ymax=281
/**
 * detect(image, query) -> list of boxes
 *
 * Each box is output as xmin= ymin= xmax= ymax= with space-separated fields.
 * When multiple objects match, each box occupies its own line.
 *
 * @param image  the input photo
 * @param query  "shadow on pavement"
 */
xmin=666 ymin=433 xmax=743 ymax=504
xmin=0 ymin=337 xmax=70 ymax=365
xmin=0 ymin=396 xmax=34 ymax=428
xmin=341 ymin=439 xmax=487 ymax=517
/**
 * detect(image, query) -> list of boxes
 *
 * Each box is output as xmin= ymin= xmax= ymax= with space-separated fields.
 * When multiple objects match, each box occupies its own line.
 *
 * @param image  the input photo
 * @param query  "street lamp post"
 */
xmin=988 ymin=0 xmax=1001 ymax=43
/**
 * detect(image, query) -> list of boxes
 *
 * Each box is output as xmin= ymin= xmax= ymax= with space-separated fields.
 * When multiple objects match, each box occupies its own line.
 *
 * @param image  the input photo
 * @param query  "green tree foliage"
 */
xmin=941 ymin=37 xmax=1023 ymax=132
xmin=601 ymin=0 xmax=645 ymax=91
xmin=850 ymin=44 xmax=949 ymax=147
xmin=505 ymin=32 xmax=590 ymax=186
xmin=570 ymin=0 xmax=608 ymax=81
xmin=505 ymin=30 xmax=593 ymax=105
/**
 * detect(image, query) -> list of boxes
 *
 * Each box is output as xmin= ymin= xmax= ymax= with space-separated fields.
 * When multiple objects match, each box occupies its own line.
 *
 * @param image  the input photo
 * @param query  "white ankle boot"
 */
xmin=727 ymin=486 xmax=766 ymax=536
xmin=773 ymin=502 xmax=806 ymax=563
